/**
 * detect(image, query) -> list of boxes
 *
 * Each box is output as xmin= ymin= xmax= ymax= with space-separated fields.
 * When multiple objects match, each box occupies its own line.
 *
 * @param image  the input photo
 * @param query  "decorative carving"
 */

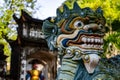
xmin=13 ymin=10 xmax=46 ymax=46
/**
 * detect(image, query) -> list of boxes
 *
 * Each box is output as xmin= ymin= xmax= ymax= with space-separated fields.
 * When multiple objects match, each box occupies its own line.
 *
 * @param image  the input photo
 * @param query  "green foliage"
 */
xmin=77 ymin=0 xmax=120 ymax=22
xmin=104 ymin=32 xmax=120 ymax=54
xmin=112 ymin=20 xmax=120 ymax=31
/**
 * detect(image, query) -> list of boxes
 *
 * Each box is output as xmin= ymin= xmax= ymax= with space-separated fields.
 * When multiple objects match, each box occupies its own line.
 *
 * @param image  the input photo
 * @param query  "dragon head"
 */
xmin=42 ymin=2 xmax=106 ymax=73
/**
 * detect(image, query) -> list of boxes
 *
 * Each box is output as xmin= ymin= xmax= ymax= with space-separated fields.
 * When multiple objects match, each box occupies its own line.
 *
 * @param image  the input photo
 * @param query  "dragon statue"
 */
xmin=42 ymin=2 xmax=117 ymax=80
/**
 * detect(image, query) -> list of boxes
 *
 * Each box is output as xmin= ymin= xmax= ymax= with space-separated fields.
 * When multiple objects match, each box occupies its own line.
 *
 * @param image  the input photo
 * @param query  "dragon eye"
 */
xmin=74 ymin=20 xmax=84 ymax=28
xmin=98 ymin=24 xmax=105 ymax=32
xmin=98 ymin=24 xmax=103 ymax=29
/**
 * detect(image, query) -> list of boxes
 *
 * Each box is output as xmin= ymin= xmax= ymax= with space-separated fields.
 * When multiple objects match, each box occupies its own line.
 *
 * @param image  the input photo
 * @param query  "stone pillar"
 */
xmin=20 ymin=49 xmax=27 ymax=80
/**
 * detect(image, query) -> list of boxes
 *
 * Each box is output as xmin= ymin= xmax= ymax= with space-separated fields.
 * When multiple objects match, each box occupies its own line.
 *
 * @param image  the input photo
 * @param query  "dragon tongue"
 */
xmin=83 ymin=54 xmax=100 ymax=74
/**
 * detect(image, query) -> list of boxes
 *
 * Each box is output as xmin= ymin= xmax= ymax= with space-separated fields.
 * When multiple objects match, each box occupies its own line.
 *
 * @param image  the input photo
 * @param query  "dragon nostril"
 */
xmin=89 ymin=27 xmax=98 ymax=30
xmin=88 ymin=28 xmax=93 ymax=32
xmin=88 ymin=28 xmax=99 ymax=33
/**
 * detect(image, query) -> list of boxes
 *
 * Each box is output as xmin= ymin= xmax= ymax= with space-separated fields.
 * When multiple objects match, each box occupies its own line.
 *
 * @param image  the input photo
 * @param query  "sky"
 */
xmin=0 ymin=0 xmax=66 ymax=20
xmin=33 ymin=0 xmax=66 ymax=20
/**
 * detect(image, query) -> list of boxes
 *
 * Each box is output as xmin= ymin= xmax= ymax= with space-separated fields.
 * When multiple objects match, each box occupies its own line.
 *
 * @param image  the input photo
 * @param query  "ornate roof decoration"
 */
xmin=13 ymin=10 xmax=48 ymax=47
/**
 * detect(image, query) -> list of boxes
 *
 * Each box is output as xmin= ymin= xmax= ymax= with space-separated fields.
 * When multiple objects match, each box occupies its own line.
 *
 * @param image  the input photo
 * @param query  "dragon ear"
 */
xmin=73 ymin=2 xmax=84 ymax=16
xmin=56 ymin=8 xmax=62 ymax=21
xmin=42 ymin=20 xmax=58 ymax=50
xmin=57 ymin=8 xmax=62 ymax=17
xmin=73 ymin=2 xmax=81 ymax=10
xmin=63 ymin=4 xmax=69 ymax=12
xmin=63 ymin=4 xmax=70 ymax=18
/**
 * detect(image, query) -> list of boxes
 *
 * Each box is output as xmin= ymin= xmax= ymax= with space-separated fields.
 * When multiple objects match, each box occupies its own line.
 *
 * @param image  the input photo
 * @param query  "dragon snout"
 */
xmin=83 ymin=23 xmax=102 ymax=32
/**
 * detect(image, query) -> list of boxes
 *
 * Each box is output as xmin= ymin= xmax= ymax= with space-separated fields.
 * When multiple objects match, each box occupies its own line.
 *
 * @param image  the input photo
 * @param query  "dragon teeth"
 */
xmin=81 ymin=37 xmax=103 ymax=44
xmin=100 ymin=39 xmax=103 ymax=43
xmin=81 ymin=37 xmax=87 ymax=42
xmin=81 ymin=44 xmax=103 ymax=49
xmin=87 ymin=38 xmax=91 ymax=42
xmin=91 ymin=38 xmax=94 ymax=42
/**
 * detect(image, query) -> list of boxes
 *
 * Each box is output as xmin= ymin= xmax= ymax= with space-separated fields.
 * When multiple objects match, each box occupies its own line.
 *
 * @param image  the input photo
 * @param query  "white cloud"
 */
xmin=33 ymin=0 xmax=66 ymax=20
xmin=0 ymin=0 xmax=4 ymax=7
